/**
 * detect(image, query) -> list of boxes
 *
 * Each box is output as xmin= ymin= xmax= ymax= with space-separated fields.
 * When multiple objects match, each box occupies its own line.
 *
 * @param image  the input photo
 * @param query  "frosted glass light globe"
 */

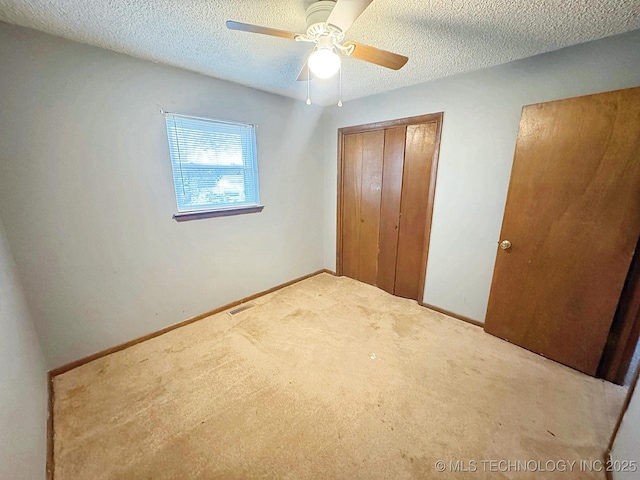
xmin=308 ymin=48 xmax=341 ymax=79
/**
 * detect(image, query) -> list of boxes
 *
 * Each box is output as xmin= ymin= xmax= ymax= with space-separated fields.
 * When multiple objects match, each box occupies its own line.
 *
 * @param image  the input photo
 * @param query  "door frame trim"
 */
xmin=608 ymin=361 xmax=640 ymax=455
xmin=336 ymin=112 xmax=444 ymax=303
xmin=598 ymin=237 xmax=640 ymax=384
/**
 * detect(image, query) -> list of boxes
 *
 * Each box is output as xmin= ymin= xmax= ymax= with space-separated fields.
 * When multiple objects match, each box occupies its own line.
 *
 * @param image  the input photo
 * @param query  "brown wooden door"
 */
xmin=485 ymin=87 xmax=640 ymax=376
xmin=376 ymin=127 xmax=406 ymax=293
xmin=341 ymin=130 xmax=385 ymax=286
xmin=339 ymin=114 xmax=442 ymax=302
xmin=394 ymin=123 xmax=438 ymax=299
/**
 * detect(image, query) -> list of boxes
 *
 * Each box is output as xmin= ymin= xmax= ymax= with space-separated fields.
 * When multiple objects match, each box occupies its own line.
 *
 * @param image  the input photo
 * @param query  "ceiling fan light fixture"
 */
xmin=308 ymin=47 xmax=341 ymax=79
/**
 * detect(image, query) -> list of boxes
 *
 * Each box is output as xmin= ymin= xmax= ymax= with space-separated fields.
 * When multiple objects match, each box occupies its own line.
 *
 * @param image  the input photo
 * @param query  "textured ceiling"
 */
xmin=1 ymin=0 xmax=639 ymax=106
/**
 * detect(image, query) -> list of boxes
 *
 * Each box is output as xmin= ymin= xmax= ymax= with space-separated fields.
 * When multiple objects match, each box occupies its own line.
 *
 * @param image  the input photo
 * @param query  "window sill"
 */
xmin=173 ymin=205 xmax=264 ymax=222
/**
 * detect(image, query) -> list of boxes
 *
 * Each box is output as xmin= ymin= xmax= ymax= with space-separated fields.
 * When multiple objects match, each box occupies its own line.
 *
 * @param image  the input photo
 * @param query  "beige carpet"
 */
xmin=53 ymin=273 xmax=626 ymax=479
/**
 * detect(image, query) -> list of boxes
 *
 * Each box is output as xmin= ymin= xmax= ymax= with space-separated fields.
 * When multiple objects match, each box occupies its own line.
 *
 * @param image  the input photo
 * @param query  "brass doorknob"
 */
xmin=499 ymin=240 xmax=512 ymax=250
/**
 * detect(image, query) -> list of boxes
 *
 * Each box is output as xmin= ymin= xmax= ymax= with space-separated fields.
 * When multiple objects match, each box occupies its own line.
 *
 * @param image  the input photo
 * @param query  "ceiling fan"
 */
xmin=226 ymin=0 xmax=408 ymax=82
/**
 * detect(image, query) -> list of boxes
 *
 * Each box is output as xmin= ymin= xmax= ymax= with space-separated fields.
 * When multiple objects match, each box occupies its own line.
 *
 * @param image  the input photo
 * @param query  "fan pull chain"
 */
xmin=306 ymin=64 xmax=311 ymax=105
xmin=337 ymin=66 xmax=343 ymax=107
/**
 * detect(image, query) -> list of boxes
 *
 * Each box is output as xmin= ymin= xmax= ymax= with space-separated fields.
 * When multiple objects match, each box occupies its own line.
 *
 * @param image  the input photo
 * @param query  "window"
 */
xmin=165 ymin=113 xmax=262 ymax=220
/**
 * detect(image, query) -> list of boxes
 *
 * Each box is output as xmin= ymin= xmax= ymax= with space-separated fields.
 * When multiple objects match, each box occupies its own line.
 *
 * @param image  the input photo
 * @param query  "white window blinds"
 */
xmin=165 ymin=113 xmax=260 ymax=213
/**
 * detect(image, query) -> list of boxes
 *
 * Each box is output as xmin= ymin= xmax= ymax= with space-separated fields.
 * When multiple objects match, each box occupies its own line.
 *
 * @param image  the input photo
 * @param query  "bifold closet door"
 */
xmin=341 ymin=130 xmax=385 ymax=286
xmin=394 ymin=123 xmax=438 ymax=300
xmin=341 ymin=121 xmax=440 ymax=300
xmin=342 ymin=126 xmax=410 ymax=293
xmin=377 ymin=126 xmax=407 ymax=293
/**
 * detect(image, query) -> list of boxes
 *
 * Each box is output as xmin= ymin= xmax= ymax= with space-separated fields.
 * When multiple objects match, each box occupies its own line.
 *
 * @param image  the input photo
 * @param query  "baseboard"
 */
xmin=419 ymin=301 xmax=484 ymax=328
xmin=49 ymin=269 xmax=332 ymax=377
xmin=46 ymin=268 xmax=333 ymax=480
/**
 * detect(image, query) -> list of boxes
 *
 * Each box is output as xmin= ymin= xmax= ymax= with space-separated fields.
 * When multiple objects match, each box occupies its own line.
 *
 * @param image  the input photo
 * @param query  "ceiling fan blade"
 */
xmin=226 ymin=20 xmax=299 ymax=40
xmin=297 ymin=61 xmax=313 ymax=81
xmin=345 ymin=41 xmax=408 ymax=70
xmin=326 ymin=0 xmax=373 ymax=33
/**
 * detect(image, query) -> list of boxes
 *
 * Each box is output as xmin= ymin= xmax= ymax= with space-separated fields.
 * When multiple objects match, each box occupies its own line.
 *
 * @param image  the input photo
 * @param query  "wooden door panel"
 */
xmin=395 ymin=123 xmax=437 ymax=300
xmin=377 ymin=126 xmax=406 ymax=294
xmin=358 ymin=130 xmax=385 ymax=285
xmin=341 ymin=133 xmax=363 ymax=281
xmin=485 ymin=87 xmax=640 ymax=375
xmin=341 ymin=130 xmax=385 ymax=286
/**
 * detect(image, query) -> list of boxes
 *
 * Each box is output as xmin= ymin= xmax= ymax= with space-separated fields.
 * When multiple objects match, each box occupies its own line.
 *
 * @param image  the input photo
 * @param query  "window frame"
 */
xmin=164 ymin=112 xmax=263 ymax=221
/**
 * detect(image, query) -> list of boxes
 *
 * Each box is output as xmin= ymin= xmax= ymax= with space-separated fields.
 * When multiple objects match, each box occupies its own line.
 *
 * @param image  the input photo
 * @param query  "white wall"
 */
xmin=612 ymin=383 xmax=640 ymax=479
xmin=322 ymin=30 xmax=640 ymax=322
xmin=0 ymin=22 xmax=325 ymax=368
xmin=0 ymin=217 xmax=48 ymax=479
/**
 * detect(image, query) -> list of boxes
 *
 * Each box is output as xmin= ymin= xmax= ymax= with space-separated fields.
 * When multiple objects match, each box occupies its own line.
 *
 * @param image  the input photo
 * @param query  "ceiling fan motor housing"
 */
xmin=306 ymin=1 xmax=335 ymax=29
xmin=305 ymin=0 xmax=345 ymax=44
